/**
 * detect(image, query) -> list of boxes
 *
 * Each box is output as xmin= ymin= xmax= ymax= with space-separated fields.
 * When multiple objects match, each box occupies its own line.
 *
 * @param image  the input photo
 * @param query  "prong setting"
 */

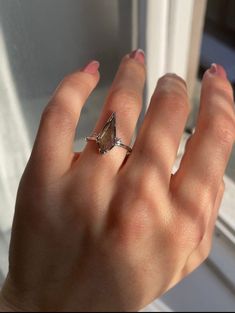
xmin=85 ymin=112 xmax=132 ymax=155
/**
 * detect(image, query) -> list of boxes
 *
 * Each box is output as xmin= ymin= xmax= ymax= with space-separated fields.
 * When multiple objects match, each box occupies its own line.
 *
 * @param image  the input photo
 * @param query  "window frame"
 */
xmin=134 ymin=0 xmax=235 ymax=310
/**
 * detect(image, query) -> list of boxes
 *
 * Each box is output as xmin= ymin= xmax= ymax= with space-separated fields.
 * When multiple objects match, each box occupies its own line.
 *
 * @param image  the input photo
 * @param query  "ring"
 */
xmin=86 ymin=112 xmax=132 ymax=155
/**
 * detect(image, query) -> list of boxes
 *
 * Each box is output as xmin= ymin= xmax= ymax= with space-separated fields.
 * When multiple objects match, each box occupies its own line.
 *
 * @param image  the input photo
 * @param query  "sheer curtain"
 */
xmin=0 ymin=30 xmax=30 ymax=231
xmin=0 ymin=27 xmax=30 ymax=279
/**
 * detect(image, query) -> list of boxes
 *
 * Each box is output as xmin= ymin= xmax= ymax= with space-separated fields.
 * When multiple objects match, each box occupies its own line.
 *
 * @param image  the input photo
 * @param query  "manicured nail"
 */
xmin=208 ymin=63 xmax=227 ymax=79
xmin=129 ymin=49 xmax=145 ymax=64
xmin=81 ymin=60 xmax=100 ymax=74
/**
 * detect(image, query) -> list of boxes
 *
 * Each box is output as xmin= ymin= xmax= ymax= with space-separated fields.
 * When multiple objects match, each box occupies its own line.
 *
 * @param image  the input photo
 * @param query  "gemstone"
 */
xmin=97 ymin=112 xmax=116 ymax=154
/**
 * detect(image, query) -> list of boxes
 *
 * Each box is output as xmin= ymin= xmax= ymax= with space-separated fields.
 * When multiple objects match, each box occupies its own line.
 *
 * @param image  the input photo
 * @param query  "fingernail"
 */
xmin=208 ymin=63 xmax=227 ymax=79
xmin=81 ymin=60 xmax=100 ymax=74
xmin=129 ymin=49 xmax=145 ymax=64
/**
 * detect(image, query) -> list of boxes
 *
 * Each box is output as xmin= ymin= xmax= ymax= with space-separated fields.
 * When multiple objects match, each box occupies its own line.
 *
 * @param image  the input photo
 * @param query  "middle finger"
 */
xmin=128 ymin=74 xmax=190 ymax=189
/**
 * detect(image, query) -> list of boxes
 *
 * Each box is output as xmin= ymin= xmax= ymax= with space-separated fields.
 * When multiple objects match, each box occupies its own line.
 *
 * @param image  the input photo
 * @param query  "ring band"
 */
xmin=86 ymin=112 xmax=132 ymax=155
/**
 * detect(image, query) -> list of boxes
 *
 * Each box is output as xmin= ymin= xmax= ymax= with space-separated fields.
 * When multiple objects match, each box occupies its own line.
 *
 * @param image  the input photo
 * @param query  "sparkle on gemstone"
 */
xmin=97 ymin=112 xmax=116 ymax=154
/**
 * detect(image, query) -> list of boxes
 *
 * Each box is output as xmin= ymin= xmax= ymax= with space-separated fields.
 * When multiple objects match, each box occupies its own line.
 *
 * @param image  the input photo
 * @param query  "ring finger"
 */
xmin=127 ymin=73 xmax=190 ymax=194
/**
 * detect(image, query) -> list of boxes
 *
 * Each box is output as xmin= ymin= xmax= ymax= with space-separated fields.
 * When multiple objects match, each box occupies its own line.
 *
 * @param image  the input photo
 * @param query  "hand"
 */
xmin=0 ymin=51 xmax=234 ymax=312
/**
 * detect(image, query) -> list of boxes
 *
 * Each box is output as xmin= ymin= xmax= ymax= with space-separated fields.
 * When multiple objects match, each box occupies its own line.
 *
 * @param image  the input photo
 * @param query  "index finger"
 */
xmin=29 ymin=61 xmax=100 ymax=181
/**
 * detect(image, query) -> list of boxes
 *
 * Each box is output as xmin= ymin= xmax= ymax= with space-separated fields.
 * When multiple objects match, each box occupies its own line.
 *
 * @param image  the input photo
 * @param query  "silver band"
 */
xmin=115 ymin=138 xmax=132 ymax=154
xmin=85 ymin=112 xmax=132 ymax=155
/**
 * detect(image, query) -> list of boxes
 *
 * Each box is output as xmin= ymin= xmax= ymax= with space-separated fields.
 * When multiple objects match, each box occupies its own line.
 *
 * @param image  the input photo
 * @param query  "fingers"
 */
xmin=30 ymin=61 xmax=100 ymax=180
xmin=79 ymin=50 xmax=146 ymax=176
xmin=129 ymin=74 xmax=190 ymax=189
xmin=171 ymin=64 xmax=235 ymax=212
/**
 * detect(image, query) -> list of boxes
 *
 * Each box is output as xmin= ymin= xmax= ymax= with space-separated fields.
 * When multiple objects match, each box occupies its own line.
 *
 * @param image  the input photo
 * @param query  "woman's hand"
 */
xmin=0 ymin=50 xmax=234 ymax=312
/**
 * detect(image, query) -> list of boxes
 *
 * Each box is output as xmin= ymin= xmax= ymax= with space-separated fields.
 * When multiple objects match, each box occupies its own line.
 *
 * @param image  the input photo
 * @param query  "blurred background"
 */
xmin=0 ymin=0 xmax=234 ymax=311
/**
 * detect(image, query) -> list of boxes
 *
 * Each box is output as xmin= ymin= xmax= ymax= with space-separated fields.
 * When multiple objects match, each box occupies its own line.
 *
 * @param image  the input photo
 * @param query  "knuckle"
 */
xmin=41 ymin=103 xmax=75 ymax=132
xmin=221 ymin=82 xmax=234 ymax=98
xmin=109 ymin=88 xmax=142 ymax=111
xmin=170 ymin=218 xmax=203 ymax=248
xmin=210 ymin=79 xmax=234 ymax=100
xmin=165 ymin=95 xmax=190 ymax=116
xmin=208 ymin=117 xmax=235 ymax=146
xmin=172 ymin=200 xmax=208 ymax=248
xmin=60 ymin=73 xmax=92 ymax=95
xmin=189 ymin=220 xmax=206 ymax=247
xmin=175 ymin=218 xmax=205 ymax=249
xmin=153 ymin=76 xmax=190 ymax=115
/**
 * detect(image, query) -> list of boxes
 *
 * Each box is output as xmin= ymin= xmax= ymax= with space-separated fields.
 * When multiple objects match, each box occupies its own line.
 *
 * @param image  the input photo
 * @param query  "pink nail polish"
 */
xmin=81 ymin=60 xmax=100 ymax=74
xmin=129 ymin=49 xmax=145 ymax=64
xmin=208 ymin=63 xmax=227 ymax=79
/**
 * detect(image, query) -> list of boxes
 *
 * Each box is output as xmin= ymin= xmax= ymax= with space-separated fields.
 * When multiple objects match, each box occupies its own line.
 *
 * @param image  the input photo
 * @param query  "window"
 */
xmin=199 ymin=0 xmax=235 ymax=182
xmin=141 ymin=0 xmax=235 ymax=311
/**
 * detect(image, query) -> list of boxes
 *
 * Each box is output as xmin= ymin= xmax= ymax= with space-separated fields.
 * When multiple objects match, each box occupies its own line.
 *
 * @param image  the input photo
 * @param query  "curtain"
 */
xmin=0 ymin=28 xmax=31 ymax=278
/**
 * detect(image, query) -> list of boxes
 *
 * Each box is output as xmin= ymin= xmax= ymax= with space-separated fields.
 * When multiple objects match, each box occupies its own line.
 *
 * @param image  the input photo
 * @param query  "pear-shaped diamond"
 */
xmin=97 ymin=112 xmax=116 ymax=154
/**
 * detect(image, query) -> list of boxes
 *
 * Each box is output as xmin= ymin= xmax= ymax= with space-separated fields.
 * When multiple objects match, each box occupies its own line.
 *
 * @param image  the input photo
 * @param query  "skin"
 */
xmin=0 ymin=51 xmax=234 ymax=312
